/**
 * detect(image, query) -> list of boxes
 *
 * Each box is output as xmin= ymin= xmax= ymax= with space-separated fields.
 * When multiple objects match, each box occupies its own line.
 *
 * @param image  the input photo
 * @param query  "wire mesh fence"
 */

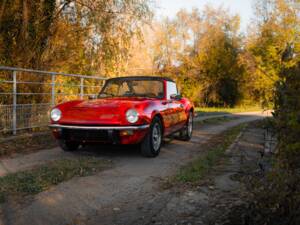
xmin=0 ymin=104 xmax=51 ymax=132
xmin=0 ymin=66 xmax=106 ymax=134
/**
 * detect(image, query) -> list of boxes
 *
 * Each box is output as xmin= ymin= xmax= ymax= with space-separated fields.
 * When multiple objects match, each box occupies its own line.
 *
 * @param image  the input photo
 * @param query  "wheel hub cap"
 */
xmin=188 ymin=115 xmax=193 ymax=136
xmin=152 ymin=124 xmax=161 ymax=151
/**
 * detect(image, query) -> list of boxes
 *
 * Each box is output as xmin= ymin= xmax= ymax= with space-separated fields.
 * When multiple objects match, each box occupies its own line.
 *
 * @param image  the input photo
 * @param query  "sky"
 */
xmin=155 ymin=0 xmax=255 ymax=32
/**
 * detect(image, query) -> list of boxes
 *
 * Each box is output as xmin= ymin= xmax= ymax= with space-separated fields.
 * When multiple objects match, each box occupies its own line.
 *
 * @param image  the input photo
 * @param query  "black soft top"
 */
xmin=106 ymin=76 xmax=174 ymax=82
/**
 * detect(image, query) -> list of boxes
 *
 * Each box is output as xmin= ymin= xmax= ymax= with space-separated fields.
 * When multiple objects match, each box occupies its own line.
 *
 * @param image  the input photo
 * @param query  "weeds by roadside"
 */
xmin=176 ymin=124 xmax=244 ymax=183
xmin=196 ymin=116 xmax=236 ymax=125
xmin=0 ymin=157 xmax=112 ymax=203
xmin=162 ymin=124 xmax=246 ymax=189
xmin=0 ymin=131 xmax=57 ymax=158
xmin=195 ymin=106 xmax=262 ymax=116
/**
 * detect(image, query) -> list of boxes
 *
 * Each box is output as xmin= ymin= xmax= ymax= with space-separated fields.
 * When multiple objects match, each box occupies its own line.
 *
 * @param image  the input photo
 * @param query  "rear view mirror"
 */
xmin=88 ymin=94 xmax=97 ymax=100
xmin=170 ymin=94 xmax=182 ymax=100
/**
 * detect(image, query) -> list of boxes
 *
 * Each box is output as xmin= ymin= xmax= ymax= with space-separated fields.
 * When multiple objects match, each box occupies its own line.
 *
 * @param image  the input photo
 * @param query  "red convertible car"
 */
xmin=49 ymin=76 xmax=194 ymax=157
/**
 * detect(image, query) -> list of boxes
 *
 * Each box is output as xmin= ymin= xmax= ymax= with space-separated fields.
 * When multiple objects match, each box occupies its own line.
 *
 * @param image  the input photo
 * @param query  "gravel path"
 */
xmin=0 ymin=112 xmax=269 ymax=225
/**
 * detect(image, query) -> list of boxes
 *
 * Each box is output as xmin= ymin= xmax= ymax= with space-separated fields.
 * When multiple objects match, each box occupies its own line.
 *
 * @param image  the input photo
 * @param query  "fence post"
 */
xmin=80 ymin=78 xmax=84 ymax=99
xmin=12 ymin=70 xmax=17 ymax=135
xmin=51 ymin=75 xmax=56 ymax=106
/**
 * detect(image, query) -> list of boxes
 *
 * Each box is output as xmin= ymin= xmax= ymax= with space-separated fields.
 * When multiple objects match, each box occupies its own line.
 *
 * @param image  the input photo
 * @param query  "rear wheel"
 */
xmin=59 ymin=140 xmax=80 ymax=152
xmin=140 ymin=117 xmax=162 ymax=157
xmin=179 ymin=111 xmax=193 ymax=141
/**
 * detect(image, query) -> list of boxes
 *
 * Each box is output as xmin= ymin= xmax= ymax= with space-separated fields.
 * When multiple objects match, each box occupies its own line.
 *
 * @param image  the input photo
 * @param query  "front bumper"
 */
xmin=49 ymin=124 xmax=149 ymax=144
xmin=49 ymin=124 xmax=150 ymax=130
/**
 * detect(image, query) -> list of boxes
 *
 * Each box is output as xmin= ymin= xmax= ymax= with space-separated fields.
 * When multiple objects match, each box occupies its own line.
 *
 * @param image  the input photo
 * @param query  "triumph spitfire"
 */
xmin=49 ymin=76 xmax=194 ymax=157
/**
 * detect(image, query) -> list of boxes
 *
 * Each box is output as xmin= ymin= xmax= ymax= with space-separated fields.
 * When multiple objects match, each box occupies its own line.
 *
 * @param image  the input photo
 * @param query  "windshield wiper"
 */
xmin=98 ymin=93 xmax=115 ymax=98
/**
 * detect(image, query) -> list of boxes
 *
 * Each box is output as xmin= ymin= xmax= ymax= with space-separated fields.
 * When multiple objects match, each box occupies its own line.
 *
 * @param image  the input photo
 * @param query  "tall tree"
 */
xmin=241 ymin=0 xmax=300 ymax=106
xmin=0 ymin=0 xmax=153 ymax=104
xmin=0 ymin=0 xmax=153 ymax=72
xmin=0 ymin=0 xmax=56 ymax=68
xmin=152 ymin=6 xmax=243 ymax=106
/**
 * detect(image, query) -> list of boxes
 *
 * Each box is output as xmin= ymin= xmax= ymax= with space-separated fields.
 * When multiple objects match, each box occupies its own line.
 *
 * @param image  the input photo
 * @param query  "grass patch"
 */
xmin=0 ymin=157 xmax=112 ymax=203
xmin=196 ymin=116 xmax=236 ymax=124
xmin=195 ymin=106 xmax=263 ymax=116
xmin=175 ymin=124 xmax=245 ymax=184
xmin=0 ymin=131 xmax=57 ymax=158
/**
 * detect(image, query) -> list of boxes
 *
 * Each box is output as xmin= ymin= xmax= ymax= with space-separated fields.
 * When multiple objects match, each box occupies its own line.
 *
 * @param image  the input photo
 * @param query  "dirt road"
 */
xmin=0 ymin=112 xmax=269 ymax=225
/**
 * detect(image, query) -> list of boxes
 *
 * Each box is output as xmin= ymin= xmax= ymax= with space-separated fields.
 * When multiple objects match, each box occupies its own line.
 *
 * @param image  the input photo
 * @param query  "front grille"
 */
xmin=62 ymin=129 xmax=113 ymax=142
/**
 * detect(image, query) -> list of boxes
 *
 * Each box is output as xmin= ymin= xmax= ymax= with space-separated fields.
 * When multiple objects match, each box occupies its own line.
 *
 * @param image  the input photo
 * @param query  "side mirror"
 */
xmin=170 ymin=94 xmax=182 ymax=100
xmin=88 ymin=94 xmax=97 ymax=100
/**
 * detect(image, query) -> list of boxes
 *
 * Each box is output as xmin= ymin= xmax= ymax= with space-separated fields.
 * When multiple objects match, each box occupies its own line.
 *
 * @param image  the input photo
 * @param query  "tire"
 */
xmin=58 ymin=140 xmax=80 ymax=152
xmin=179 ymin=111 xmax=193 ymax=141
xmin=140 ymin=117 xmax=163 ymax=157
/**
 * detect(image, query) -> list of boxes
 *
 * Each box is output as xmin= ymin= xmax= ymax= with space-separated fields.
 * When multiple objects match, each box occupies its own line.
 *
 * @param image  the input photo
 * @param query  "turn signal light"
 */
xmin=120 ymin=130 xmax=134 ymax=136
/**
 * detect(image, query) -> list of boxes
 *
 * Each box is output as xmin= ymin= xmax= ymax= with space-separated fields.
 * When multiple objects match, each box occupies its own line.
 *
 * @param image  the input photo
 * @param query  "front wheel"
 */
xmin=179 ymin=111 xmax=193 ymax=141
xmin=58 ymin=140 xmax=80 ymax=152
xmin=140 ymin=117 xmax=163 ymax=157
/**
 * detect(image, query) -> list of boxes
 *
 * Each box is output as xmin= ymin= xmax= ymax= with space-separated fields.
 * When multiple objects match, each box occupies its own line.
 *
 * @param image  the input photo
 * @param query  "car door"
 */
xmin=166 ymin=81 xmax=187 ymax=132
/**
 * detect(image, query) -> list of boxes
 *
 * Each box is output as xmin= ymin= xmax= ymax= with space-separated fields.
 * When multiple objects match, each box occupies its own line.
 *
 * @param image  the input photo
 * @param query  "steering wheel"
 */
xmin=123 ymin=91 xmax=134 ymax=97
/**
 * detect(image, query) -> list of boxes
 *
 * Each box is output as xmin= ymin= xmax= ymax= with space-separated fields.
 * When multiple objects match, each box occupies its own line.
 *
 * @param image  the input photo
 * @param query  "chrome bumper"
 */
xmin=49 ymin=124 xmax=150 ymax=130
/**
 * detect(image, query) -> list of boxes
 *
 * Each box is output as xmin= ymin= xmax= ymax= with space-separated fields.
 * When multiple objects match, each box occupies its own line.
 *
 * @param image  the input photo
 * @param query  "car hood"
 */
xmin=75 ymin=98 xmax=139 ymax=108
xmin=58 ymin=98 xmax=149 ymax=125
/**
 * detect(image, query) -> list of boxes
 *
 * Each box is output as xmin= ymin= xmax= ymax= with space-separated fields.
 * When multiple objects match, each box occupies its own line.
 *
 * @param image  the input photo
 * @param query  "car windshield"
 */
xmin=99 ymin=79 xmax=164 ymax=99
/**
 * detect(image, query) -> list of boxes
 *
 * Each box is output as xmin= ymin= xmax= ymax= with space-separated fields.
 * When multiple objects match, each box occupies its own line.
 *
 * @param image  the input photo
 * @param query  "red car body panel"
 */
xmin=50 ymin=78 xmax=194 ymax=145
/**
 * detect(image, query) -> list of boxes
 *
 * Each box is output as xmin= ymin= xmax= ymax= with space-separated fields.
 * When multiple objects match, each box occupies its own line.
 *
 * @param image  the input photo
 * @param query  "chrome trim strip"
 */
xmin=49 ymin=124 xmax=150 ymax=130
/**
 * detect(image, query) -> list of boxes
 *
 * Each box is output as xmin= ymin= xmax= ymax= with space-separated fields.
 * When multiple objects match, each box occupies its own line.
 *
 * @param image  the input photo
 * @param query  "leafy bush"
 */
xmin=244 ymin=59 xmax=300 ymax=225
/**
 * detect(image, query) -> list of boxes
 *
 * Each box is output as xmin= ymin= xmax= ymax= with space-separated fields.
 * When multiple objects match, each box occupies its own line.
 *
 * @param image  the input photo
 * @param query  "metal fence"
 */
xmin=0 ymin=66 xmax=106 ymax=134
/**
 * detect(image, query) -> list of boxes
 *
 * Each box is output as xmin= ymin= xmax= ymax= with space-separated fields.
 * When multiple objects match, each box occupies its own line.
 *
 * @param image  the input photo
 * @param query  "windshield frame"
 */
xmin=99 ymin=77 xmax=166 ymax=99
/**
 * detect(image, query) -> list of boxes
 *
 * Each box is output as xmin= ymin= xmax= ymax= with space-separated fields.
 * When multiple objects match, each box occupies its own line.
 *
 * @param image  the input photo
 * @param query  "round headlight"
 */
xmin=126 ymin=109 xmax=139 ymax=123
xmin=50 ymin=108 xmax=62 ymax=122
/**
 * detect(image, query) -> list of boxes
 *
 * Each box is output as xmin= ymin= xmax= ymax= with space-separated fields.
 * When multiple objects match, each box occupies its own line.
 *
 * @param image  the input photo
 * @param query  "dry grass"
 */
xmin=0 ymin=156 xmax=112 ymax=203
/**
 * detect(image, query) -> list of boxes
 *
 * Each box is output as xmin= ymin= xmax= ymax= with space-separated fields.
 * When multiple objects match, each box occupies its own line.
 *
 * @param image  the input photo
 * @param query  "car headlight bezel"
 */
xmin=126 ymin=109 xmax=139 ymax=124
xmin=50 ymin=108 xmax=62 ymax=122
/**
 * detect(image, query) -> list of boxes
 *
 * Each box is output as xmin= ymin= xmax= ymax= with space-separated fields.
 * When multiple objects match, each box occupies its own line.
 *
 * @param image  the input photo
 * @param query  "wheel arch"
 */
xmin=186 ymin=106 xmax=194 ymax=117
xmin=151 ymin=112 xmax=164 ymax=135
